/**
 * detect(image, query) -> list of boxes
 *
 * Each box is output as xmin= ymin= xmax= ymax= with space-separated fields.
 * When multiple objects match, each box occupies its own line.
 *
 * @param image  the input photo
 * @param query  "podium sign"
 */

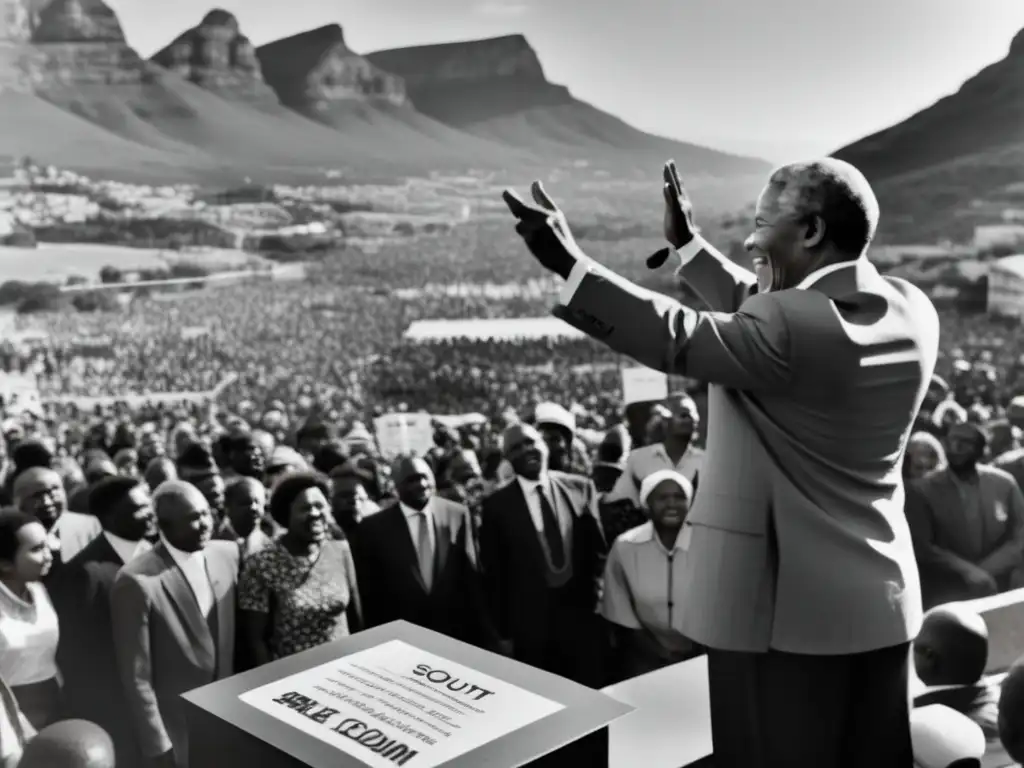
xmin=183 ymin=621 xmax=633 ymax=768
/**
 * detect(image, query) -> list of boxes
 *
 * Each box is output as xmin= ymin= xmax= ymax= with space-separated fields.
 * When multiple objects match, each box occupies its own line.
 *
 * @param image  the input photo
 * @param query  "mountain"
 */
xmin=255 ymin=24 xmax=528 ymax=168
xmin=367 ymin=35 xmax=768 ymax=177
xmin=832 ymin=29 xmax=1024 ymax=242
xmin=150 ymin=9 xmax=280 ymax=109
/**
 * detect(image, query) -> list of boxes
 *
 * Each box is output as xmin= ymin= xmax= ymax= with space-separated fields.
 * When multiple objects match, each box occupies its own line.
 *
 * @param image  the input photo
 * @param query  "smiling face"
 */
xmin=646 ymin=480 xmax=690 ymax=531
xmin=745 ymin=182 xmax=821 ymax=292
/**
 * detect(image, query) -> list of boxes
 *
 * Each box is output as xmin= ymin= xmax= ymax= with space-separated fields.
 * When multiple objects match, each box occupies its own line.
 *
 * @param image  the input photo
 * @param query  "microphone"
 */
xmin=646 ymin=248 xmax=672 ymax=270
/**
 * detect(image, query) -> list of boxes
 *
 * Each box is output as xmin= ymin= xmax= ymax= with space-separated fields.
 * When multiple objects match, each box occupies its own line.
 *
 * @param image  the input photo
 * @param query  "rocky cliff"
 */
xmin=256 ymin=24 xmax=407 ymax=116
xmin=150 ymin=9 xmax=280 ymax=107
xmin=368 ymin=34 xmax=547 ymax=89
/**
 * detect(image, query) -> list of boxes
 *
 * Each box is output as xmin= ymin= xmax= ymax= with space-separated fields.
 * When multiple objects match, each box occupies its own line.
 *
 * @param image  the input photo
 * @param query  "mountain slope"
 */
xmin=368 ymin=35 xmax=769 ymax=176
xmin=255 ymin=24 xmax=530 ymax=170
xmin=833 ymin=30 xmax=1024 ymax=183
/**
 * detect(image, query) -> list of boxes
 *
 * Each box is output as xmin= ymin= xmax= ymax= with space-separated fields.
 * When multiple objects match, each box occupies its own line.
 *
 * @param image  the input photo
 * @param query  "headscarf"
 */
xmin=638 ymin=469 xmax=693 ymax=509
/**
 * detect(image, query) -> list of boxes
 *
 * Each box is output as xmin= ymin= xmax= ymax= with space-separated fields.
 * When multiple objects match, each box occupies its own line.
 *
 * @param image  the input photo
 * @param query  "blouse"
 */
xmin=601 ymin=522 xmax=700 ymax=677
xmin=238 ymin=539 xmax=360 ymax=660
xmin=0 ymin=581 xmax=59 ymax=687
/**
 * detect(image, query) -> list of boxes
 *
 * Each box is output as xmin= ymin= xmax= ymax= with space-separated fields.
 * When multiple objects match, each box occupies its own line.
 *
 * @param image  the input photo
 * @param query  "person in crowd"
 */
xmin=12 ymin=469 xmax=100 ymax=581
xmin=591 ymin=425 xmax=629 ymax=497
xmin=215 ymin=477 xmax=272 ymax=559
xmin=137 ymin=431 xmax=166 ymax=470
xmin=19 ymin=720 xmax=115 ymax=768
xmin=327 ymin=463 xmax=379 ymax=537
xmin=265 ymin=446 xmax=307 ymax=487
xmin=221 ymin=428 xmax=266 ymax=482
xmin=238 ymin=472 xmax=361 ymax=666
xmin=311 ymin=440 xmax=350 ymax=476
xmin=912 ymin=605 xmax=999 ymax=740
xmin=994 ymin=441 xmax=1024 ymax=496
xmin=910 ymin=422 xmax=1024 ymax=605
xmin=503 ymin=157 xmax=936 ymax=764
xmin=144 ymin=457 xmax=177 ymax=491
xmin=113 ymin=448 xmax=140 ymax=479
xmin=175 ymin=443 xmax=225 ymax=520
xmin=602 ymin=470 xmax=703 ymax=682
xmin=0 ymin=510 xmax=59 ymax=730
xmin=52 ymin=476 xmax=155 ymax=768
xmin=605 ymin=393 xmax=704 ymax=508
xmin=904 ymin=432 xmax=948 ymax=481
xmin=533 ymin=402 xmax=587 ymax=476
xmin=111 ymin=480 xmax=239 ymax=768
xmin=479 ymin=424 xmax=606 ymax=685
xmin=436 ymin=449 xmax=485 ymax=542
xmin=0 ymin=669 xmax=34 ymax=768
xmin=349 ymin=456 xmax=490 ymax=647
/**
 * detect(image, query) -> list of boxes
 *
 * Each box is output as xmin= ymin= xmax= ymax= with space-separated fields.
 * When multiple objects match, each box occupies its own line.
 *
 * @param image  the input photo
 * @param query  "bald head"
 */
xmin=20 ymin=720 xmax=114 ymax=768
xmin=152 ymin=480 xmax=208 ymax=522
xmin=764 ymin=158 xmax=879 ymax=258
xmin=152 ymin=480 xmax=213 ymax=552
xmin=913 ymin=605 xmax=989 ymax=686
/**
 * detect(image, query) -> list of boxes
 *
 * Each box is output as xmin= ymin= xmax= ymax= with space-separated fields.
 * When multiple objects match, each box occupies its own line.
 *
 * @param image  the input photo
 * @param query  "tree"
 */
xmin=99 ymin=265 xmax=123 ymax=284
xmin=15 ymin=283 xmax=66 ymax=314
xmin=71 ymin=290 xmax=121 ymax=313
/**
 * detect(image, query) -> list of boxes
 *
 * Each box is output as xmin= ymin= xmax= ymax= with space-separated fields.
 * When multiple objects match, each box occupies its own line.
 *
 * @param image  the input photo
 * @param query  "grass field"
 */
xmin=0 ymin=243 xmax=257 ymax=283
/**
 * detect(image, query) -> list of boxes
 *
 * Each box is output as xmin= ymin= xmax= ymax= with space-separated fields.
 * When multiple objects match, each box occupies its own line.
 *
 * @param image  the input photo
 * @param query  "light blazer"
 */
xmin=554 ymin=241 xmax=939 ymax=655
xmin=110 ymin=540 xmax=239 ymax=766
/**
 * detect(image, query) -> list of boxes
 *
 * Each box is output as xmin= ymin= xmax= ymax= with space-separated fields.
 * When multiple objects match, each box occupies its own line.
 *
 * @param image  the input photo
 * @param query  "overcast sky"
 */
xmin=110 ymin=0 xmax=1024 ymax=161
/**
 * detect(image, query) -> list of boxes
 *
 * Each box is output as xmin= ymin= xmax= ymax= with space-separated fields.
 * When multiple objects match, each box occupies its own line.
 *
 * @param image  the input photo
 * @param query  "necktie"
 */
xmin=416 ymin=511 xmax=434 ymax=591
xmin=537 ymin=486 xmax=565 ymax=568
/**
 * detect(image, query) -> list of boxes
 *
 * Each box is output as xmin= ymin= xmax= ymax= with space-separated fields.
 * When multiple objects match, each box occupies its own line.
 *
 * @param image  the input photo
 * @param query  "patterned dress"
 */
xmin=238 ymin=539 xmax=361 ymax=660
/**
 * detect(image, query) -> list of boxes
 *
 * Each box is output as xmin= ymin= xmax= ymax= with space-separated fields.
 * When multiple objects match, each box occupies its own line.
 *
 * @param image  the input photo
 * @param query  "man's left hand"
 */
xmin=502 ymin=181 xmax=585 ymax=280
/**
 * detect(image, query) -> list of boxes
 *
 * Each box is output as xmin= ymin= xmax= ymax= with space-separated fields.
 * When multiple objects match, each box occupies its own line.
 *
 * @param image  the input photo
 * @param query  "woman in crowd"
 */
xmin=601 ymin=470 xmax=703 ymax=682
xmin=238 ymin=472 xmax=362 ymax=666
xmin=904 ymin=431 xmax=948 ymax=481
xmin=0 ymin=511 xmax=60 ymax=730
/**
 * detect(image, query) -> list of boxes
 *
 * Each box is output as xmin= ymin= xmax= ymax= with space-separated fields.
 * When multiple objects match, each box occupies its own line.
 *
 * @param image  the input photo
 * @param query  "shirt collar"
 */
xmin=104 ymin=531 xmax=150 ymax=564
xmin=400 ymin=498 xmax=433 ymax=519
xmin=793 ymin=260 xmax=857 ymax=291
xmin=516 ymin=474 xmax=549 ymax=495
xmin=632 ymin=521 xmax=688 ymax=554
xmin=160 ymin=533 xmax=203 ymax=566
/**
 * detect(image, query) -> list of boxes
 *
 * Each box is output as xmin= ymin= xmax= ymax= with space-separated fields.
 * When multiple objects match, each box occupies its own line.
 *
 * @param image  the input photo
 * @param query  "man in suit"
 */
xmin=479 ymin=424 xmax=607 ymax=687
xmin=502 ymin=158 xmax=939 ymax=767
xmin=909 ymin=422 xmax=1024 ymax=606
xmin=51 ymin=476 xmax=156 ymax=768
xmin=111 ymin=480 xmax=239 ymax=768
xmin=12 ymin=467 xmax=100 ymax=581
xmin=349 ymin=456 xmax=492 ymax=647
xmin=213 ymin=477 xmax=273 ymax=560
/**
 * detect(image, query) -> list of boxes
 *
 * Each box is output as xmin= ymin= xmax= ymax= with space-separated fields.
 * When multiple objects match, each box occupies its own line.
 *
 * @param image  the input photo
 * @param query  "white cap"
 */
xmin=911 ymin=705 xmax=985 ymax=768
xmin=534 ymin=402 xmax=575 ymax=435
xmin=638 ymin=469 xmax=693 ymax=508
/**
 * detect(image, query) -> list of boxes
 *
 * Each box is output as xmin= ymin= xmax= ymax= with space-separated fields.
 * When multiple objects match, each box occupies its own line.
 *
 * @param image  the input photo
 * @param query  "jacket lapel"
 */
xmin=206 ymin=549 xmax=234 ymax=678
xmin=432 ymin=499 xmax=452 ymax=579
xmin=156 ymin=545 xmax=216 ymax=670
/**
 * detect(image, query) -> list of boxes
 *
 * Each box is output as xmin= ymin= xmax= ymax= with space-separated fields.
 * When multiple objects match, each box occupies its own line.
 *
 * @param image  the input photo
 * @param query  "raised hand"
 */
xmin=502 ymin=181 xmax=585 ymax=280
xmin=648 ymin=160 xmax=700 ymax=269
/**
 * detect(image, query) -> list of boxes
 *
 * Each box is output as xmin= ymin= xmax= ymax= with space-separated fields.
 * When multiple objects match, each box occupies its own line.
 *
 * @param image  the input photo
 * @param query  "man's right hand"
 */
xmin=647 ymin=160 xmax=699 ymax=269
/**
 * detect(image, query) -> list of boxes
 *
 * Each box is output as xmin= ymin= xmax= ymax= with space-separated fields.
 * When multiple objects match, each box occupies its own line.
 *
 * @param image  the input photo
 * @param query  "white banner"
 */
xmin=239 ymin=639 xmax=563 ymax=768
xmin=621 ymin=366 xmax=668 ymax=405
xmin=0 ymin=373 xmax=41 ymax=416
xmin=374 ymin=413 xmax=434 ymax=459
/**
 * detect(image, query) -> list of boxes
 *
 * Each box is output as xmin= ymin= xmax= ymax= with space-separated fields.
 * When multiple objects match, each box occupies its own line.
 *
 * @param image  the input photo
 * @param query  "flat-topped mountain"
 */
xmin=150 ymin=9 xmax=280 ymax=107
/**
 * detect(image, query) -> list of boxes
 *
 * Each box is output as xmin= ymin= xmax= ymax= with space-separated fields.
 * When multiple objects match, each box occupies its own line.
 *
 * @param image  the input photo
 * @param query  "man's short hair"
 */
xmin=88 ymin=476 xmax=143 ymax=521
xmin=768 ymin=158 xmax=879 ymax=256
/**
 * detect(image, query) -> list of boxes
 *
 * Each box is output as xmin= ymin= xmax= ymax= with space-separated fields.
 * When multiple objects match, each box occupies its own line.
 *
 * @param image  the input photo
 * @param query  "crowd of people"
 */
xmin=0 ymin=223 xmax=1023 ymax=766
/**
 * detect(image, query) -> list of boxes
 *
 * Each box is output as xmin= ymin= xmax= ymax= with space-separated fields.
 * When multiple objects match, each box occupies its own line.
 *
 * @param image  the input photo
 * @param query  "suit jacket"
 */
xmin=53 ymin=510 xmax=102 ymax=564
xmin=555 ymin=242 xmax=938 ymax=655
xmin=349 ymin=498 xmax=492 ymax=647
xmin=50 ymin=534 xmax=140 ymax=767
xmin=478 ymin=473 xmax=607 ymax=667
xmin=910 ymin=465 xmax=1024 ymax=583
xmin=110 ymin=540 xmax=239 ymax=766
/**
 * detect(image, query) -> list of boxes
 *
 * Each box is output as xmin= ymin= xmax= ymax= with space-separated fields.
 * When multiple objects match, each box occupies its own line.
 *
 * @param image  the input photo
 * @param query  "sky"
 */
xmin=109 ymin=0 xmax=1024 ymax=161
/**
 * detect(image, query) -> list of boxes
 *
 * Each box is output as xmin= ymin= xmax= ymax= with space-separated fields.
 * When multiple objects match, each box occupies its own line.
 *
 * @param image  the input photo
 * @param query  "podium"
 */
xmin=182 ymin=621 xmax=633 ymax=768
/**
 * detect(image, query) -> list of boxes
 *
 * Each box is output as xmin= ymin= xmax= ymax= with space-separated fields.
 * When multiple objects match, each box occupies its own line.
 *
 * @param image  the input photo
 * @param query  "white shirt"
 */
xmin=400 ymin=499 xmax=435 ymax=562
xmin=0 ymin=581 xmax=59 ymax=686
xmin=160 ymin=535 xmax=214 ymax=617
xmin=103 ymin=531 xmax=151 ymax=565
xmin=516 ymin=475 xmax=572 ymax=541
